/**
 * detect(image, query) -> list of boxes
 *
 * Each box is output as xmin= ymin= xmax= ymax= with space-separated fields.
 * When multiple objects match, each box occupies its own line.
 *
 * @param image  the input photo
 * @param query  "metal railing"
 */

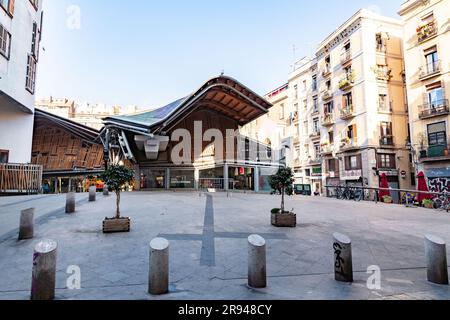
xmin=417 ymin=21 xmax=438 ymax=43
xmin=340 ymin=105 xmax=355 ymax=119
xmin=325 ymin=185 xmax=448 ymax=205
xmin=419 ymin=60 xmax=441 ymax=79
xmin=340 ymin=51 xmax=352 ymax=64
xmin=198 ymin=178 xmax=235 ymax=192
xmin=0 ymin=163 xmax=43 ymax=194
xmin=419 ymin=99 xmax=449 ymax=119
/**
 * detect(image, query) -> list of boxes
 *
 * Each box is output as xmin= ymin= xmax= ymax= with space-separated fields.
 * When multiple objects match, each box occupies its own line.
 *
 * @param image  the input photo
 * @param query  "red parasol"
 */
xmin=417 ymin=171 xmax=432 ymax=203
xmin=378 ymin=173 xmax=390 ymax=199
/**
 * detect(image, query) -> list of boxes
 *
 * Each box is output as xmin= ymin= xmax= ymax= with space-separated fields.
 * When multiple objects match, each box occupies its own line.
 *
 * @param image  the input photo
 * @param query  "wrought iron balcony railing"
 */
xmin=340 ymin=105 xmax=355 ymax=120
xmin=417 ymin=21 xmax=438 ymax=43
xmin=419 ymin=60 xmax=441 ymax=79
xmin=419 ymin=100 xmax=449 ymax=119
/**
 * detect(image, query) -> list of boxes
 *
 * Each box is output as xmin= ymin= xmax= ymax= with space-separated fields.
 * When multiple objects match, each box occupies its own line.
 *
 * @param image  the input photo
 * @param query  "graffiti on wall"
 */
xmin=428 ymin=178 xmax=450 ymax=193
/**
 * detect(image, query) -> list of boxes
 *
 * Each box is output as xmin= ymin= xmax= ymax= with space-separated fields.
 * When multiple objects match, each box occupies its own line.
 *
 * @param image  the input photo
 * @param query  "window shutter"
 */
xmin=353 ymin=124 xmax=358 ymax=141
xmin=357 ymin=154 xmax=362 ymax=169
xmin=8 ymin=0 xmax=14 ymax=15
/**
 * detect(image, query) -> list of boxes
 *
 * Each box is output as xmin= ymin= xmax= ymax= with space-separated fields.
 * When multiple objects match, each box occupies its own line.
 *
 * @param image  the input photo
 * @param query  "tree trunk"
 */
xmin=116 ymin=191 xmax=121 ymax=219
xmin=281 ymin=187 xmax=285 ymax=212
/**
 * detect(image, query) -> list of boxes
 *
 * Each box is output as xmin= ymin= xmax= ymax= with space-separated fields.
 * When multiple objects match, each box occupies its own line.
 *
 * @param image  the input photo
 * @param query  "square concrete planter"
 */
xmin=102 ymin=217 xmax=131 ymax=233
xmin=271 ymin=212 xmax=297 ymax=228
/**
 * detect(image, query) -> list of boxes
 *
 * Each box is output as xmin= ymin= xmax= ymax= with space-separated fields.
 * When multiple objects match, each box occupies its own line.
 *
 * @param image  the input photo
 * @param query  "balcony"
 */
xmin=419 ymin=100 xmax=449 ymax=120
xmin=293 ymin=137 xmax=301 ymax=145
xmin=376 ymin=68 xmax=392 ymax=81
xmin=378 ymin=101 xmax=393 ymax=113
xmin=338 ymin=75 xmax=354 ymax=91
xmin=340 ymin=51 xmax=352 ymax=66
xmin=417 ymin=21 xmax=438 ymax=44
xmin=322 ymin=90 xmax=332 ymax=101
xmin=308 ymin=157 xmax=322 ymax=165
xmin=379 ymin=136 xmax=394 ymax=147
xmin=322 ymin=113 xmax=335 ymax=127
xmin=322 ymin=65 xmax=332 ymax=78
xmin=419 ymin=60 xmax=441 ymax=80
xmin=321 ymin=144 xmax=334 ymax=156
xmin=311 ymin=107 xmax=320 ymax=116
xmin=340 ymin=138 xmax=359 ymax=152
xmin=309 ymin=130 xmax=321 ymax=140
xmin=420 ymin=145 xmax=450 ymax=163
xmin=340 ymin=105 xmax=355 ymax=120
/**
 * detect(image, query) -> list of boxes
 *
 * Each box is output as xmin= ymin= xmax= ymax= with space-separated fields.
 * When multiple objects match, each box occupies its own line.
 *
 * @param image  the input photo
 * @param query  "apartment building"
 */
xmin=241 ymin=83 xmax=291 ymax=166
xmin=316 ymin=9 xmax=411 ymax=199
xmin=399 ymin=0 xmax=450 ymax=193
xmin=287 ymin=58 xmax=323 ymax=192
xmin=246 ymin=9 xmax=412 ymax=198
xmin=0 ymin=0 xmax=44 ymax=163
xmin=36 ymin=97 xmax=140 ymax=130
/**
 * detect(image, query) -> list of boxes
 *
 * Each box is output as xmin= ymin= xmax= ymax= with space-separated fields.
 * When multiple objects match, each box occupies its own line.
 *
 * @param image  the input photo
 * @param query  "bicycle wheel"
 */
xmin=433 ymin=197 xmax=442 ymax=210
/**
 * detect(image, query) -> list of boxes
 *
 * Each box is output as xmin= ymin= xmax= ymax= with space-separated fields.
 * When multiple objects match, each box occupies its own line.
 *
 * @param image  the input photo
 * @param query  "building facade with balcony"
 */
xmin=0 ymin=0 xmax=43 ymax=164
xmin=399 ymin=0 xmax=450 ymax=192
xmin=315 ymin=9 xmax=412 ymax=198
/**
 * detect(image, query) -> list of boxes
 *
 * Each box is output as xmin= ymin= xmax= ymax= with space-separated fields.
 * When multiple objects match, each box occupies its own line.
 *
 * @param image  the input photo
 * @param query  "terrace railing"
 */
xmin=0 ymin=163 xmax=43 ymax=194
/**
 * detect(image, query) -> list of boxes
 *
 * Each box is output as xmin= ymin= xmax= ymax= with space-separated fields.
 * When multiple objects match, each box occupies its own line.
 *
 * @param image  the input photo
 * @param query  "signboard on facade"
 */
xmin=378 ymin=169 xmax=399 ymax=177
xmin=341 ymin=170 xmax=362 ymax=181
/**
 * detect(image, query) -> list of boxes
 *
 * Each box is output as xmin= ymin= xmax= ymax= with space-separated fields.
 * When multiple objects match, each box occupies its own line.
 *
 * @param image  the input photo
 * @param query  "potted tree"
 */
xmin=269 ymin=167 xmax=296 ymax=227
xmin=100 ymin=164 xmax=135 ymax=233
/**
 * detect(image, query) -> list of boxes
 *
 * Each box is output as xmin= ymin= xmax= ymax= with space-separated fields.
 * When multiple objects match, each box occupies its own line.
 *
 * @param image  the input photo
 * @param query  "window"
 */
xmin=328 ymin=131 xmax=334 ymax=144
xmin=0 ymin=24 xmax=11 ymax=59
xmin=303 ymin=80 xmax=307 ymax=91
xmin=31 ymin=22 xmax=39 ymax=59
xmin=345 ymin=154 xmax=361 ymax=170
xmin=303 ymin=99 xmax=307 ymax=111
xmin=313 ymin=118 xmax=319 ymax=133
xmin=314 ymin=143 xmax=320 ymax=158
xmin=343 ymin=92 xmax=352 ymax=108
xmin=378 ymin=94 xmax=389 ymax=111
xmin=378 ymin=154 xmax=396 ymax=169
xmin=0 ymin=0 xmax=14 ymax=16
xmin=325 ymin=101 xmax=334 ymax=114
xmin=279 ymin=104 xmax=285 ymax=120
xmin=29 ymin=0 xmax=39 ymax=10
xmin=347 ymin=124 xmax=357 ymax=140
xmin=326 ymin=80 xmax=331 ymax=90
xmin=303 ymin=121 xmax=308 ymax=136
xmin=312 ymin=76 xmax=317 ymax=91
xmin=427 ymin=122 xmax=446 ymax=146
xmin=328 ymin=159 xmax=336 ymax=172
xmin=26 ymin=54 xmax=37 ymax=94
xmin=376 ymin=33 xmax=387 ymax=52
xmin=305 ymin=169 xmax=311 ymax=177
xmin=380 ymin=122 xmax=392 ymax=136
xmin=426 ymin=85 xmax=444 ymax=108
xmin=313 ymin=97 xmax=319 ymax=112
xmin=424 ymin=47 xmax=439 ymax=74
xmin=0 ymin=149 xmax=9 ymax=163
xmin=421 ymin=12 xmax=434 ymax=24
xmin=294 ymin=85 xmax=298 ymax=100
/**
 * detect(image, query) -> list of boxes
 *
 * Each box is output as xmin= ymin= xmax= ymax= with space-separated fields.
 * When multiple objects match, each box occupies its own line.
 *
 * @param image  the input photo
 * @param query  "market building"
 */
xmin=101 ymin=76 xmax=280 ymax=192
xmin=31 ymin=109 xmax=104 ymax=193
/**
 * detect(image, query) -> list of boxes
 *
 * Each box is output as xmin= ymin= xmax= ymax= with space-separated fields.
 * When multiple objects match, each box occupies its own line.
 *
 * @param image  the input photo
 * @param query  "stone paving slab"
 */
xmin=0 ymin=191 xmax=449 ymax=300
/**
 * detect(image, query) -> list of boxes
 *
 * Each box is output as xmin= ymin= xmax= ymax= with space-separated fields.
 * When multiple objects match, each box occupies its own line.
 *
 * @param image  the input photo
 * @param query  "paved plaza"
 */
xmin=0 ymin=191 xmax=449 ymax=300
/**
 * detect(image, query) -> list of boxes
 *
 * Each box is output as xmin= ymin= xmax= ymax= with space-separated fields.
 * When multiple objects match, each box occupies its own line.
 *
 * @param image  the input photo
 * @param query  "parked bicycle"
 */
xmin=432 ymin=191 xmax=450 ymax=212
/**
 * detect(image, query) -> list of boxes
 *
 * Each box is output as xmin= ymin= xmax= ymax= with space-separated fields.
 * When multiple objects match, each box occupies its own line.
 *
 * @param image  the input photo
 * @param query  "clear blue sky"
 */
xmin=36 ymin=0 xmax=402 ymax=109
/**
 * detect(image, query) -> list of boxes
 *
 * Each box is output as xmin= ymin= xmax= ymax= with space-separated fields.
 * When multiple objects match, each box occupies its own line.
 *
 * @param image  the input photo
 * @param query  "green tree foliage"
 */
xmin=101 ymin=165 xmax=135 ymax=218
xmin=269 ymin=167 xmax=294 ymax=213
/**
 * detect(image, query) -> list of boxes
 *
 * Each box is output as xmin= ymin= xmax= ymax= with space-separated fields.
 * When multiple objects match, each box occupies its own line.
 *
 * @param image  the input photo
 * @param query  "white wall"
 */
xmin=0 ymin=0 xmax=43 ymax=163
xmin=0 ymin=104 xmax=34 ymax=163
